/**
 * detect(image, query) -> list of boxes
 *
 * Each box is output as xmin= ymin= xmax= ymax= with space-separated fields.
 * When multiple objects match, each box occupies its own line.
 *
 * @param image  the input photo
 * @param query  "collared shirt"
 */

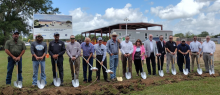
xmin=81 ymin=42 xmax=94 ymax=56
xmin=201 ymin=40 xmax=216 ymax=54
xmin=5 ymin=39 xmax=26 ymax=57
xmin=31 ymin=41 xmax=47 ymax=61
xmin=66 ymin=42 xmax=81 ymax=58
xmin=177 ymin=44 xmax=190 ymax=58
xmin=150 ymin=40 xmax=153 ymax=53
xmin=189 ymin=41 xmax=202 ymax=52
xmin=120 ymin=40 xmax=133 ymax=54
xmin=94 ymin=44 xmax=107 ymax=61
xmin=165 ymin=41 xmax=177 ymax=52
xmin=48 ymin=40 xmax=66 ymax=56
xmin=106 ymin=39 xmax=121 ymax=55
xmin=160 ymin=40 xmax=163 ymax=47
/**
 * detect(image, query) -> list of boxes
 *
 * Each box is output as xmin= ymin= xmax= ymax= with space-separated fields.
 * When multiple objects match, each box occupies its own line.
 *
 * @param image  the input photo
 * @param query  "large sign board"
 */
xmin=33 ymin=14 xmax=72 ymax=39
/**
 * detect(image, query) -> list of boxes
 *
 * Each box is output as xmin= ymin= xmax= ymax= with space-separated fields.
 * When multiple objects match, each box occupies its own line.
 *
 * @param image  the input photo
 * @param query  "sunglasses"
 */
xmin=161 ymin=38 xmax=164 ymax=39
xmin=37 ymin=36 xmax=43 ymax=38
xmin=182 ymin=41 xmax=185 ymax=42
xmin=55 ymin=34 xmax=60 ymax=36
xmin=112 ymin=36 xmax=117 ymax=37
xmin=71 ymin=38 xmax=75 ymax=39
xmin=169 ymin=38 xmax=173 ymax=39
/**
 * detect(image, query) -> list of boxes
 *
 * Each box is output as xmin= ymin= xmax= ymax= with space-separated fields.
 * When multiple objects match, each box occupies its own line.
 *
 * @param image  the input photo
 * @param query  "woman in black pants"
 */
xmin=132 ymin=39 xmax=146 ymax=76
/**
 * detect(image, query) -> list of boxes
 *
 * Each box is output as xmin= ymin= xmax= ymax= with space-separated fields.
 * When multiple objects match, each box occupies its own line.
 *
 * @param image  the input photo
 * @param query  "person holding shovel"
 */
xmin=106 ymin=32 xmax=121 ymax=81
xmin=66 ymin=35 xmax=81 ymax=83
xmin=121 ymin=36 xmax=133 ymax=78
xmin=177 ymin=39 xmax=190 ymax=73
xmin=81 ymin=37 xmax=94 ymax=83
xmin=5 ymin=31 xmax=26 ymax=85
xmin=200 ymin=36 xmax=216 ymax=73
xmin=144 ymin=34 xmax=159 ymax=75
xmin=132 ymin=39 xmax=145 ymax=76
xmin=156 ymin=35 xmax=166 ymax=73
xmin=189 ymin=36 xmax=202 ymax=72
xmin=48 ymin=32 xmax=66 ymax=86
xmin=30 ymin=34 xmax=47 ymax=87
xmin=165 ymin=35 xmax=177 ymax=73
xmin=93 ymin=37 xmax=110 ymax=82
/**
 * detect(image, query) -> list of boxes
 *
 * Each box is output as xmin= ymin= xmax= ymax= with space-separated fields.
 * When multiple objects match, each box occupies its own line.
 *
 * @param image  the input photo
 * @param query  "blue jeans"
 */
xmin=82 ymin=56 xmax=93 ymax=82
xmin=110 ymin=55 xmax=119 ymax=79
xmin=32 ymin=61 xmax=47 ymax=85
xmin=6 ymin=57 xmax=23 ymax=85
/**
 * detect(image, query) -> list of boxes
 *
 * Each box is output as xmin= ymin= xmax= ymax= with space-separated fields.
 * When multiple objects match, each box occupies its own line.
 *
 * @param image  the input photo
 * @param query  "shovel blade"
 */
xmin=117 ymin=77 xmax=123 ymax=81
xmin=171 ymin=68 xmax=176 ymax=75
xmin=53 ymin=78 xmax=61 ymax=87
xmin=159 ymin=70 xmax=164 ymax=77
xmin=72 ymin=79 xmax=79 ymax=87
xmin=212 ymin=69 xmax=215 ymax=74
xmin=197 ymin=68 xmax=203 ymax=75
xmin=37 ymin=80 xmax=45 ymax=89
xmin=183 ymin=69 xmax=189 ymax=75
xmin=14 ymin=81 xmax=22 ymax=88
xmin=91 ymin=67 xmax=98 ymax=71
xmin=106 ymin=69 xmax=113 ymax=74
xmin=125 ymin=72 xmax=131 ymax=79
xmin=141 ymin=72 xmax=147 ymax=79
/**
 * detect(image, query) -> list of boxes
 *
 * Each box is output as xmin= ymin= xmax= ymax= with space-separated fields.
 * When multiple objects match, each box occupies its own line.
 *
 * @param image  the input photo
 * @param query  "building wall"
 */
xmin=111 ymin=29 xmax=173 ymax=43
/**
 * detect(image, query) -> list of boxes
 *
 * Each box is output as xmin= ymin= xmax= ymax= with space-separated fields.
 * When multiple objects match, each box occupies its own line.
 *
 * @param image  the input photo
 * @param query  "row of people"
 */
xmin=4 ymin=31 xmax=215 ymax=87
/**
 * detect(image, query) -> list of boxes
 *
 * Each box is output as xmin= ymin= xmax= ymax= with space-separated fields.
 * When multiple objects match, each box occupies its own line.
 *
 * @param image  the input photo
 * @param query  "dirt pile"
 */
xmin=0 ymin=72 xmax=219 ymax=95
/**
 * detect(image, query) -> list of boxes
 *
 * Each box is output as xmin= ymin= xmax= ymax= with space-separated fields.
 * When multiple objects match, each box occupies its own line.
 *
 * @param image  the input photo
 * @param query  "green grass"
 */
xmin=131 ymin=77 xmax=220 ymax=95
xmin=0 ymin=46 xmax=220 ymax=94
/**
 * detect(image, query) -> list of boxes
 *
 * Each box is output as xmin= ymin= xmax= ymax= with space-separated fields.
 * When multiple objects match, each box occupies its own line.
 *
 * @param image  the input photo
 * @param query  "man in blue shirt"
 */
xmin=94 ymin=37 xmax=110 ymax=82
xmin=81 ymin=37 xmax=94 ymax=83
xmin=177 ymin=39 xmax=190 ymax=72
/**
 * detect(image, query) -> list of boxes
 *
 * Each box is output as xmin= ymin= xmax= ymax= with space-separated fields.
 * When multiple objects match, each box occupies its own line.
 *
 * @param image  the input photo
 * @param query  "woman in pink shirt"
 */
xmin=132 ymin=39 xmax=145 ymax=76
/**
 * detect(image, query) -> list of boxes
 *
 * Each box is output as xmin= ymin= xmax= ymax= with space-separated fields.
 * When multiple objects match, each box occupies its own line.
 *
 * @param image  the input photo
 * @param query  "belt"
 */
xmin=83 ymin=56 xmax=89 ymax=57
xmin=113 ymin=53 xmax=118 ymax=55
xmin=192 ymin=52 xmax=197 ymax=53
xmin=203 ymin=52 xmax=211 ymax=54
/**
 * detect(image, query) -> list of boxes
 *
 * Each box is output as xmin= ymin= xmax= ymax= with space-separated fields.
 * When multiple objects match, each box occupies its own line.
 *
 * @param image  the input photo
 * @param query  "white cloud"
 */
xmin=151 ymin=0 xmax=210 ymax=19
xmin=69 ymin=3 xmax=150 ymax=35
xmin=206 ymin=0 xmax=220 ymax=12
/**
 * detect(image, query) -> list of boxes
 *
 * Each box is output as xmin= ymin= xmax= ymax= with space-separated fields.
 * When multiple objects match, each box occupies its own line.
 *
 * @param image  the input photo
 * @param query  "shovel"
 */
xmin=125 ymin=57 xmax=131 ymax=79
xmin=71 ymin=60 xmax=79 ymax=87
xmin=37 ymin=61 xmax=45 ymax=89
xmin=209 ymin=56 xmax=215 ymax=75
xmin=53 ymin=59 xmax=61 ymax=87
xmin=171 ymin=55 xmax=176 ymax=75
xmin=183 ymin=55 xmax=189 ymax=75
xmin=140 ymin=57 xmax=146 ymax=79
xmin=116 ymin=41 xmax=123 ymax=81
xmin=197 ymin=55 xmax=202 ymax=75
xmin=14 ymin=61 xmax=22 ymax=88
xmin=95 ymin=58 xmax=113 ymax=74
xmin=158 ymin=56 xmax=164 ymax=77
xmin=82 ymin=56 xmax=98 ymax=71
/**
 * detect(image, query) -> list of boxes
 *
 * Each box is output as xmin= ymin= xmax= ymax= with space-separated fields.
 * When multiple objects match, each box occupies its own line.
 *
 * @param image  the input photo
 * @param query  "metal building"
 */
xmin=81 ymin=22 xmax=173 ymax=43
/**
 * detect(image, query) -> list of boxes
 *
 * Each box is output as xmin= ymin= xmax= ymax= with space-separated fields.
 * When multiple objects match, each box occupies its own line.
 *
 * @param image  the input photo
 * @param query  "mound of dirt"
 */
xmin=1 ymin=72 xmax=219 ymax=95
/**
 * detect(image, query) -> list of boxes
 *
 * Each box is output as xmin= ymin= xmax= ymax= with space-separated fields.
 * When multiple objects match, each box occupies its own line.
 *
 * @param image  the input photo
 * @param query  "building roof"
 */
xmin=81 ymin=22 xmax=163 ymax=34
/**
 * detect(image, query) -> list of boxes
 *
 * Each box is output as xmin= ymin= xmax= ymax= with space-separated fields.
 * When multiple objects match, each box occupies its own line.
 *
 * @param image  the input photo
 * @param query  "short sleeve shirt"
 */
xmin=165 ymin=41 xmax=177 ymax=52
xmin=5 ymin=39 xmax=26 ymax=57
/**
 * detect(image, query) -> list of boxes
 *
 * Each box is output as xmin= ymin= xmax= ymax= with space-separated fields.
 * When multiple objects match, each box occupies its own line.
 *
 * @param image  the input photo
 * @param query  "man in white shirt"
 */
xmin=144 ymin=34 xmax=158 ymax=75
xmin=121 ymin=36 xmax=134 ymax=77
xmin=200 ymin=36 xmax=216 ymax=73
xmin=189 ymin=36 xmax=202 ymax=72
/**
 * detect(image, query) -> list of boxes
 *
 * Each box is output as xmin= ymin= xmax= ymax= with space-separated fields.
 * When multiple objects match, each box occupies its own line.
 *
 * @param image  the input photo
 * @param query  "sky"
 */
xmin=48 ymin=0 xmax=220 ymax=35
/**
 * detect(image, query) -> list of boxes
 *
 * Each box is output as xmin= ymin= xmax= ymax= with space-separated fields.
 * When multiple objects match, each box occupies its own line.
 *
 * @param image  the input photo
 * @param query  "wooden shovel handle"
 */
xmin=39 ymin=63 xmax=41 ymax=74
xmin=16 ymin=63 xmax=18 ymax=74
xmin=96 ymin=58 xmax=103 ymax=66
xmin=73 ymin=64 xmax=75 ymax=74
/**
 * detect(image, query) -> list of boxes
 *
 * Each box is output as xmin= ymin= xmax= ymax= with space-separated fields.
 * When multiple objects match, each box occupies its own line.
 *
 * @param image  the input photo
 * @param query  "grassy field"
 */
xmin=0 ymin=45 xmax=220 ymax=94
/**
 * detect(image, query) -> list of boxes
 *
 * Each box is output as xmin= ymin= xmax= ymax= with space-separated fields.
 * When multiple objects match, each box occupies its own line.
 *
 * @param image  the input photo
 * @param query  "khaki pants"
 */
xmin=121 ymin=54 xmax=132 ymax=76
xmin=203 ymin=53 xmax=214 ymax=72
xmin=191 ymin=53 xmax=199 ymax=71
xmin=166 ymin=53 xmax=176 ymax=73
xmin=69 ymin=57 xmax=80 ymax=79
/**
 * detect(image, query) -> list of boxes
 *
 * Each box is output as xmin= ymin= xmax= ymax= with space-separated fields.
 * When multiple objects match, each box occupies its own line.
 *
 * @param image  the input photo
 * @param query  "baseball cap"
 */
xmin=181 ymin=39 xmax=186 ymax=42
xmin=97 ymin=37 xmax=103 ymax=41
xmin=54 ymin=32 xmax=60 ymax=36
xmin=13 ymin=31 xmax=20 ymax=34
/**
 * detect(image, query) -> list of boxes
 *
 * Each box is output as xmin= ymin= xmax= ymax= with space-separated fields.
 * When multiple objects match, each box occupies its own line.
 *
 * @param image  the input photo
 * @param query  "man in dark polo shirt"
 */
xmin=165 ymin=35 xmax=177 ymax=73
xmin=48 ymin=32 xmax=66 ymax=86
xmin=5 ymin=31 xmax=26 ymax=85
